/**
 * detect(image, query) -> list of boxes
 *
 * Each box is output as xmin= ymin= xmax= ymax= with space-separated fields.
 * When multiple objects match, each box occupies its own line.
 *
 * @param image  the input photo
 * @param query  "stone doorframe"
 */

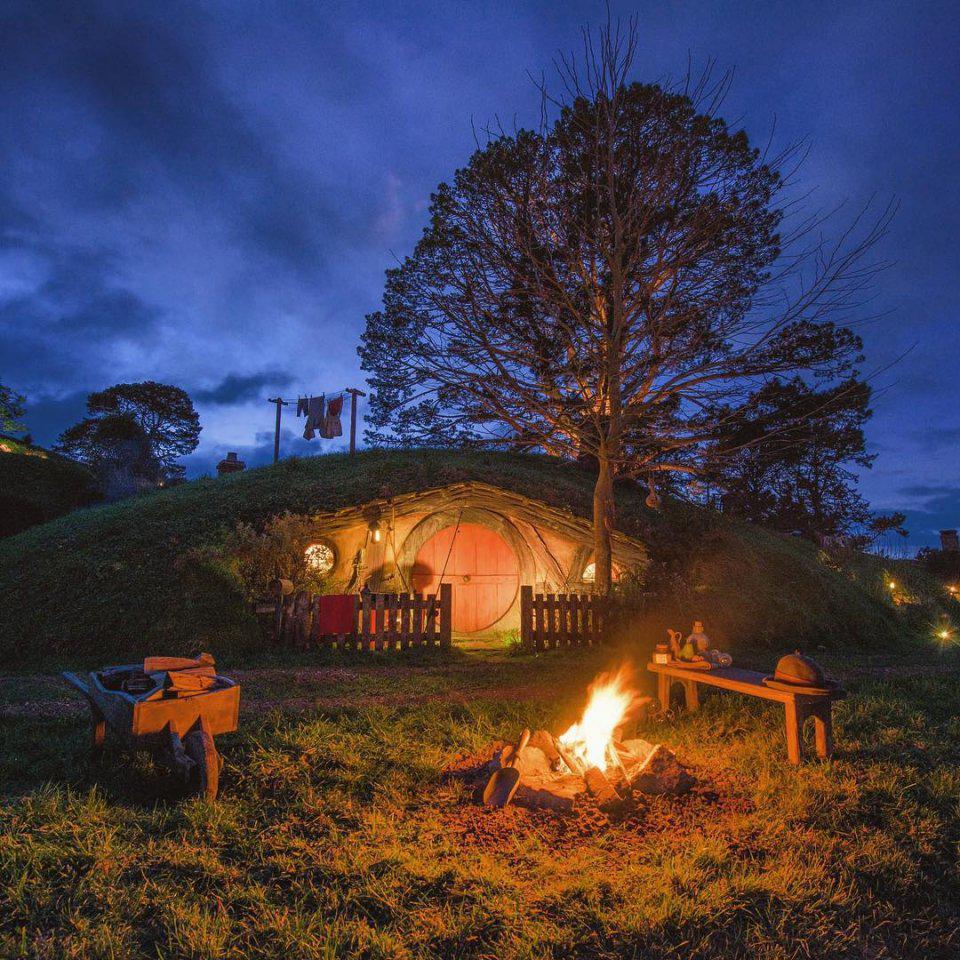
xmin=396 ymin=506 xmax=537 ymax=632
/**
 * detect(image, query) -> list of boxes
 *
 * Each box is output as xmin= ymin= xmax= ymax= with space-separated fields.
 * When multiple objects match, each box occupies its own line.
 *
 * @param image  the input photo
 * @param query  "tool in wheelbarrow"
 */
xmin=483 ymin=728 xmax=531 ymax=808
xmin=62 ymin=654 xmax=239 ymax=800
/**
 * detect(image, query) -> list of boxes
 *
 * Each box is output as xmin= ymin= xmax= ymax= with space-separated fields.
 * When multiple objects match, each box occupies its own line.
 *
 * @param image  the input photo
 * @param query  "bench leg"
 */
xmin=682 ymin=680 xmax=700 ymax=712
xmin=657 ymin=673 xmax=671 ymax=711
xmin=811 ymin=701 xmax=834 ymax=759
xmin=784 ymin=700 xmax=803 ymax=764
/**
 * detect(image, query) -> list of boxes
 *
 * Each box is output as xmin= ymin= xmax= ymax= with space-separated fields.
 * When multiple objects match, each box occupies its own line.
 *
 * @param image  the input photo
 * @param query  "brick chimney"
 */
xmin=216 ymin=451 xmax=246 ymax=476
xmin=940 ymin=529 xmax=959 ymax=552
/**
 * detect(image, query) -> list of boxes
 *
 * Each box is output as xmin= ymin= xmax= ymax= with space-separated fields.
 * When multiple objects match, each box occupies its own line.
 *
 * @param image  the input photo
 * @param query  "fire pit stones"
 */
xmin=492 ymin=730 xmax=693 ymax=813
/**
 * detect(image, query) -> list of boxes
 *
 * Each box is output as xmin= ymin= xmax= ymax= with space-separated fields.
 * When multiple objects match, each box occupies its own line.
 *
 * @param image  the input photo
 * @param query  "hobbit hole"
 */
xmin=287 ymin=482 xmax=649 ymax=638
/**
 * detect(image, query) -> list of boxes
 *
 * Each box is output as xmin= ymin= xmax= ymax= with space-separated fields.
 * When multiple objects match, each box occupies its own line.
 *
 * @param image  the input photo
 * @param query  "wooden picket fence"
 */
xmin=519 ymin=585 xmax=612 ymax=651
xmin=276 ymin=583 xmax=452 ymax=651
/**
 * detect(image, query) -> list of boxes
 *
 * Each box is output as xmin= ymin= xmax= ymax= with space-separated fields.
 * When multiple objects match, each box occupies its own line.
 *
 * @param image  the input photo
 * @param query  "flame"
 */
xmin=557 ymin=665 xmax=638 ymax=771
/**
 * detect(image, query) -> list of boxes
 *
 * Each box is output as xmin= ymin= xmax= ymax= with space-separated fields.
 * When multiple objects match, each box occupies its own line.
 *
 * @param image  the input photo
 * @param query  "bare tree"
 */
xmin=361 ymin=18 xmax=892 ymax=594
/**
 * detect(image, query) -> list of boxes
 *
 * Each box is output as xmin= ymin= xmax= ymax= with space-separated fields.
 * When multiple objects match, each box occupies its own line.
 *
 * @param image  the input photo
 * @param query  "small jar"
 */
xmin=654 ymin=642 xmax=671 ymax=664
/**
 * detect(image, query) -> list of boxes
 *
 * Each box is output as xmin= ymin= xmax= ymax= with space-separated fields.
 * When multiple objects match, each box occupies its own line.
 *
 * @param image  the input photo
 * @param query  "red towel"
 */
xmin=318 ymin=593 xmax=356 ymax=634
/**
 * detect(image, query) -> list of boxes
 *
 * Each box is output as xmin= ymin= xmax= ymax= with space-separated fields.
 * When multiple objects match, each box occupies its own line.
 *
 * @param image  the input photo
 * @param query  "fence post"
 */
xmin=360 ymin=591 xmax=372 ymax=652
xmin=309 ymin=595 xmax=321 ymax=647
xmin=439 ymin=583 xmax=452 ymax=649
xmin=350 ymin=593 xmax=360 ymax=651
xmin=520 ymin=585 xmax=533 ymax=651
xmin=374 ymin=594 xmax=385 ymax=651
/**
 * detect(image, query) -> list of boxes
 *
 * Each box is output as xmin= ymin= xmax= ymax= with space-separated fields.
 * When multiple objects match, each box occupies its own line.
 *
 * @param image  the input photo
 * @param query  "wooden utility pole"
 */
xmin=346 ymin=388 xmax=366 ymax=455
xmin=267 ymin=397 xmax=289 ymax=463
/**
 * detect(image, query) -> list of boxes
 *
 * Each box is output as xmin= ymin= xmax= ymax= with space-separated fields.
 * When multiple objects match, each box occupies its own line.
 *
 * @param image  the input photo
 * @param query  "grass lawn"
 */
xmin=2 ymin=643 xmax=960 ymax=959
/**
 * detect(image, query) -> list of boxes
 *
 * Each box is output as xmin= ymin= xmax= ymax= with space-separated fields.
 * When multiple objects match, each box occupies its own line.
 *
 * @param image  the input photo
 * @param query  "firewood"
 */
xmin=528 ymin=729 xmax=562 ymax=766
xmin=606 ymin=741 xmax=631 ymax=784
xmin=553 ymin=739 xmax=586 ymax=777
xmin=165 ymin=672 xmax=217 ymax=692
xmin=513 ymin=777 xmax=579 ymax=813
xmin=583 ymin=766 xmax=621 ymax=806
xmin=143 ymin=654 xmax=215 ymax=673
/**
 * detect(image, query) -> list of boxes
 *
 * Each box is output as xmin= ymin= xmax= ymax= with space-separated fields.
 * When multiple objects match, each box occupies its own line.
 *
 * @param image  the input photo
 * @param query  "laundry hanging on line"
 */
xmin=322 ymin=395 xmax=343 ymax=438
xmin=298 ymin=393 xmax=344 ymax=441
xmin=302 ymin=395 xmax=325 ymax=440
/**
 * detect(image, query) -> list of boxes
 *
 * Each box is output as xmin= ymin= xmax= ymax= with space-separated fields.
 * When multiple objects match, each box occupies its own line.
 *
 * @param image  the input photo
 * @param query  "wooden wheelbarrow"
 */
xmin=62 ymin=664 xmax=240 ymax=799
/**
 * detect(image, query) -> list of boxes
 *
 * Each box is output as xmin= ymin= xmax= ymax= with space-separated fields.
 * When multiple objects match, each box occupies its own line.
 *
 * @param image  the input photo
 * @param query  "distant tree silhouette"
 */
xmin=57 ymin=413 xmax=161 ymax=500
xmin=705 ymin=378 xmax=886 ymax=540
xmin=57 ymin=381 xmax=200 ymax=495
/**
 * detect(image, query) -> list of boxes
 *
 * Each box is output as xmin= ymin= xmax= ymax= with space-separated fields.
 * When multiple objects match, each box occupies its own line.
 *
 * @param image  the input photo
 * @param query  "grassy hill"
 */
xmin=0 ymin=449 xmax=952 ymax=668
xmin=0 ymin=438 xmax=101 ymax=538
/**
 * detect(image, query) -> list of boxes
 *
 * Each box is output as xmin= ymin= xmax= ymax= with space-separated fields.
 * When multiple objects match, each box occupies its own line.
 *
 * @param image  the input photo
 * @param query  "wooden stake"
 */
xmin=267 ymin=397 xmax=289 ymax=463
xmin=345 ymin=388 xmax=366 ymax=455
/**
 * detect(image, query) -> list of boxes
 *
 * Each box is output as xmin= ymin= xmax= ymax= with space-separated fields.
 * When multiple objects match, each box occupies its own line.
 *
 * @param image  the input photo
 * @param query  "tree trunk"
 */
xmin=592 ymin=454 xmax=615 ymax=596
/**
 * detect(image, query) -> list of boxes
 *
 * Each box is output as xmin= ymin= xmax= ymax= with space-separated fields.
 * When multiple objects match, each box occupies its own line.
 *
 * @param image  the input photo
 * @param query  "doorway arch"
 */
xmin=398 ymin=507 xmax=534 ymax=635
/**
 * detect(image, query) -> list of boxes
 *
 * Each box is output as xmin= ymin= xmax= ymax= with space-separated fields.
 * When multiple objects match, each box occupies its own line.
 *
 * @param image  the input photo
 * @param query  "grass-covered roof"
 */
xmin=0 ymin=449 xmax=947 ymax=667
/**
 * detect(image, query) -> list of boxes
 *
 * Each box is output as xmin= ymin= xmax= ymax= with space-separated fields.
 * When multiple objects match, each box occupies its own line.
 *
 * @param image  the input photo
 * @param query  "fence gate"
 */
xmin=275 ymin=583 xmax=452 ymax=652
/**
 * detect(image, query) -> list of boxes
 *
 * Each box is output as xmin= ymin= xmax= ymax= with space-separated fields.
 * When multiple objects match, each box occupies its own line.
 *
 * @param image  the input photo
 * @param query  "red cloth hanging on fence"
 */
xmin=317 ymin=593 xmax=356 ymax=635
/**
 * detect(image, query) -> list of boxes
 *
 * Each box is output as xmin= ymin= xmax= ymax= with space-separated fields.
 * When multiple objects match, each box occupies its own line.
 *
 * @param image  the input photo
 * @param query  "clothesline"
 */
xmin=265 ymin=387 xmax=366 ymax=462
xmin=274 ymin=387 xmax=361 ymax=403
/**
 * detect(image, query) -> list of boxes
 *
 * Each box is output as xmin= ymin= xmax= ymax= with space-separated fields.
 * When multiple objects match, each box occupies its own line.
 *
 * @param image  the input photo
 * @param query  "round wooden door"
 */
xmin=411 ymin=522 xmax=519 ymax=634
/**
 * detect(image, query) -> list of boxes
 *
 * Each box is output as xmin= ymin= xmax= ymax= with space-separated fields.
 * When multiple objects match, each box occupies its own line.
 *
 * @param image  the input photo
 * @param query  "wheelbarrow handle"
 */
xmin=61 ymin=671 xmax=94 ymax=700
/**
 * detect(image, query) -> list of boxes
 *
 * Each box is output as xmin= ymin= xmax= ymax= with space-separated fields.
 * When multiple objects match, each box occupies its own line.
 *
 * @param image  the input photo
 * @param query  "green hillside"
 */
xmin=0 ymin=449 xmax=951 ymax=667
xmin=0 ymin=439 xmax=101 ymax=538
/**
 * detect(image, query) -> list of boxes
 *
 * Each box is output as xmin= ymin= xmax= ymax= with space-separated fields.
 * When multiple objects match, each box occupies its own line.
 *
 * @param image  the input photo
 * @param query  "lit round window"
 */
xmin=304 ymin=542 xmax=336 ymax=574
xmin=582 ymin=561 xmax=620 ymax=583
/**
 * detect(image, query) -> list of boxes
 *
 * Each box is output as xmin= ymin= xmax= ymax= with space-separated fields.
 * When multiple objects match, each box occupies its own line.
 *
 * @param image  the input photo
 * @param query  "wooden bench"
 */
xmin=647 ymin=661 xmax=846 ymax=764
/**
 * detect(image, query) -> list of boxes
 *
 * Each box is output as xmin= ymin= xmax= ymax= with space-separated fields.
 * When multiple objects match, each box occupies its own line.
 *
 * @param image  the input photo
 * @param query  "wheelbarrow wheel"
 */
xmin=184 ymin=730 xmax=219 ymax=800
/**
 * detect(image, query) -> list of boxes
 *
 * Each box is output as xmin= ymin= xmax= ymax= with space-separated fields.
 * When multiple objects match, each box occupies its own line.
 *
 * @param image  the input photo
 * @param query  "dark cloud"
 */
xmin=195 ymin=372 xmax=294 ymax=406
xmin=0 ymin=0 xmax=957 ymax=552
xmin=911 ymin=427 xmax=960 ymax=452
xmin=898 ymin=484 xmax=959 ymax=500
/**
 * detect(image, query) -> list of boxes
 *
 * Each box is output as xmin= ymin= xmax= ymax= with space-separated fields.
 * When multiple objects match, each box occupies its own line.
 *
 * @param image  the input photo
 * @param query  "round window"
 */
xmin=581 ymin=560 xmax=620 ymax=583
xmin=304 ymin=542 xmax=336 ymax=575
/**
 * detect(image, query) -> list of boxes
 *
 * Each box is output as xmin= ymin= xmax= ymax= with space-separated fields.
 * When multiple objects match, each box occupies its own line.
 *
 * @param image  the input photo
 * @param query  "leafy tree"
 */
xmin=57 ymin=413 xmax=163 ymax=500
xmin=0 ymin=382 xmax=26 ymax=435
xmin=58 ymin=381 xmax=200 ymax=481
xmin=705 ymin=378 xmax=872 ymax=537
xmin=360 ymin=21 xmax=889 ymax=592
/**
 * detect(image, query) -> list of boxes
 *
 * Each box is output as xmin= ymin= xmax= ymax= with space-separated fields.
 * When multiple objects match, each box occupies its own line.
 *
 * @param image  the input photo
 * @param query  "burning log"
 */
xmin=583 ymin=766 xmax=621 ymax=807
xmin=552 ymin=737 xmax=586 ymax=777
xmin=527 ymin=729 xmax=563 ymax=769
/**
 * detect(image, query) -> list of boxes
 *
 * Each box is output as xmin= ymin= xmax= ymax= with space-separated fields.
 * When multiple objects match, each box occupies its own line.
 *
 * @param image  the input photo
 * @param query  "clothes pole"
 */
xmin=268 ymin=397 xmax=289 ymax=463
xmin=346 ymin=388 xmax=366 ymax=455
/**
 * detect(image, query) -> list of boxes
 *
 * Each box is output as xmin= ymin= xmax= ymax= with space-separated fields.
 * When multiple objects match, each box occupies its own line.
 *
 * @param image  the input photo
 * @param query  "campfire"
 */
xmin=476 ymin=666 xmax=693 ymax=813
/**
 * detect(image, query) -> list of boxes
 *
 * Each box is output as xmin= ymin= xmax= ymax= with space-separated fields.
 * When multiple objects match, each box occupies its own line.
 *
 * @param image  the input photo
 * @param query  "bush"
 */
xmin=188 ymin=513 xmax=331 ymax=603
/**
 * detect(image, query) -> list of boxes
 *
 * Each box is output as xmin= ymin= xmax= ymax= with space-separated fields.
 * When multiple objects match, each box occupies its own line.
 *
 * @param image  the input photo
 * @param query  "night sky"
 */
xmin=1 ymin=1 xmax=957 ymax=549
